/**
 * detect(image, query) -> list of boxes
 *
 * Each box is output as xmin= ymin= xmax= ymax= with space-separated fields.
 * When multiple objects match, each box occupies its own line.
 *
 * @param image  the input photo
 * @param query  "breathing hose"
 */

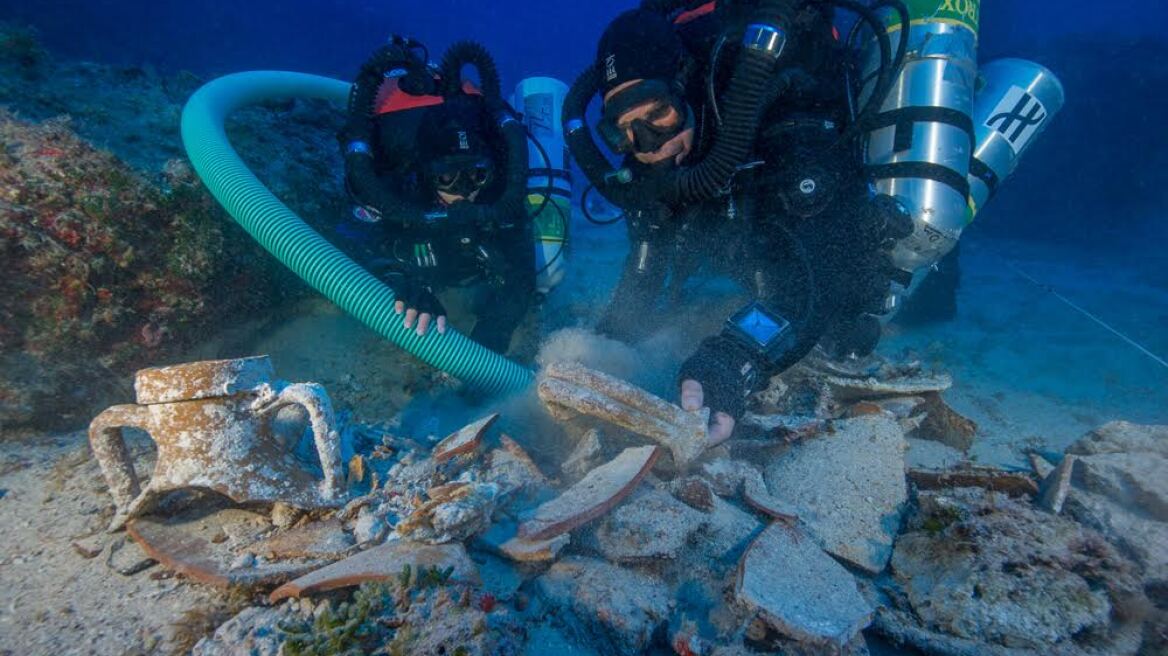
xmin=440 ymin=41 xmax=502 ymax=100
xmin=181 ymin=71 xmax=533 ymax=395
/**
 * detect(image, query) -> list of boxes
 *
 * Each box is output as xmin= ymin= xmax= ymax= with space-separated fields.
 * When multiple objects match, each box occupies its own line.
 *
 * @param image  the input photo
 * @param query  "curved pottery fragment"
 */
xmin=88 ymin=356 xmax=346 ymax=531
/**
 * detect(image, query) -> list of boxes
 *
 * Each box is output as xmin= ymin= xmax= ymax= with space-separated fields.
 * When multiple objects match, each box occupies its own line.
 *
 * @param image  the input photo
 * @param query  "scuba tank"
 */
xmin=967 ymin=58 xmax=1065 ymax=220
xmin=859 ymin=0 xmax=980 ymax=309
xmin=874 ymin=58 xmax=1066 ymax=315
xmin=512 ymin=77 xmax=572 ymax=294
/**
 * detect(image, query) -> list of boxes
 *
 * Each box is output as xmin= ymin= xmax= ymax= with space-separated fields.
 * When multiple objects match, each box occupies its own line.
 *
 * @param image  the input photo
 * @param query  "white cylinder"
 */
xmin=513 ymin=77 xmax=572 ymax=293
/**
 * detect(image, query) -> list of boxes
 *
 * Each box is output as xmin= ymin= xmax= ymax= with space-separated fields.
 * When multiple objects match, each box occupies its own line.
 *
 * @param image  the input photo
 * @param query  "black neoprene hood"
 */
xmin=596 ymin=8 xmax=684 ymax=96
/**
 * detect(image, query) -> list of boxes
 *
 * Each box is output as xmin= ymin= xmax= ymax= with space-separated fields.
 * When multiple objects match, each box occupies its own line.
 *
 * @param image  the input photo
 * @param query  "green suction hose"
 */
xmin=181 ymin=71 xmax=534 ymax=395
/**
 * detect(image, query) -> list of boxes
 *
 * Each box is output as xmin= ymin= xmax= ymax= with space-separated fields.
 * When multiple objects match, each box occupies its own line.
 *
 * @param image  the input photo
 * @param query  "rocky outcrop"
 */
xmin=1064 ymin=421 xmax=1168 ymax=587
xmin=884 ymin=487 xmax=1143 ymax=655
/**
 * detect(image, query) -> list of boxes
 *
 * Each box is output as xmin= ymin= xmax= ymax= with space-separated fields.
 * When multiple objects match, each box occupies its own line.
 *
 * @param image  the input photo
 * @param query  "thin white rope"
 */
xmin=1006 ymin=261 xmax=1168 ymax=372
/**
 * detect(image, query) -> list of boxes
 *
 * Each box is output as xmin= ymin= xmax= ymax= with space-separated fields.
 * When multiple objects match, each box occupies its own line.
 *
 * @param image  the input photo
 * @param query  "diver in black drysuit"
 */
xmin=335 ymin=38 xmax=535 ymax=354
xmin=565 ymin=0 xmax=913 ymax=440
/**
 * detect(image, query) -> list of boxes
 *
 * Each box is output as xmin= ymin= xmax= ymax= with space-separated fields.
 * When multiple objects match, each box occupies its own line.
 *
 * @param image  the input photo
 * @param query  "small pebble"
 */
xmin=230 ymin=553 xmax=256 ymax=570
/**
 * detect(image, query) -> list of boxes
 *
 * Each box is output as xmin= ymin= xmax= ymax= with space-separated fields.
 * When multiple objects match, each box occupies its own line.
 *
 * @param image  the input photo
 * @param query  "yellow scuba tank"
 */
xmin=860 ymin=0 xmax=980 ymax=301
xmin=512 ymin=77 xmax=572 ymax=294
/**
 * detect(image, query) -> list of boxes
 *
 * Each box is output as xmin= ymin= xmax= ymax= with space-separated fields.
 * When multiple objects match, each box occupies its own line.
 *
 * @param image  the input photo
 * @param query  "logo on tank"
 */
xmin=985 ymin=86 xmax=1048 ymax=154
xmin=458 ymin=131 xmax=469 ymax=150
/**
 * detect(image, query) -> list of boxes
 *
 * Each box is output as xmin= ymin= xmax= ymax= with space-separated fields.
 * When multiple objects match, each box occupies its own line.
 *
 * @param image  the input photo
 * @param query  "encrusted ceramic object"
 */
xmin=537 ymin=362 xmax=709 ymax=468
xmin=89 ymin=356 xmax=345 ymax=531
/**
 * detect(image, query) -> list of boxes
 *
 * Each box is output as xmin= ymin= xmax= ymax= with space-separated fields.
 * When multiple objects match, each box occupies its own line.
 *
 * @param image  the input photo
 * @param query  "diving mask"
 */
xmin=429 ymin=157 xmax=495 ymax=198
xmin=600 ymin=80 xmax=692 ymax=155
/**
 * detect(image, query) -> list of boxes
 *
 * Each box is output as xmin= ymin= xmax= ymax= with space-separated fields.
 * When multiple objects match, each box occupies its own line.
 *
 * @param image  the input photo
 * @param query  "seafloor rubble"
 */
xmin=0 ymin=23 xmax=348 ymax=430
xmin=71 ymin=349 xmax=1168 ymax=656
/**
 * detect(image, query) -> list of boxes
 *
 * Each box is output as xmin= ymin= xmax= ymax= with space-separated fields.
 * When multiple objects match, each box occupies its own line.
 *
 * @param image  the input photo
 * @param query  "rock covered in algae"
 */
xmin=0 ymin=27 xmax=348 ymax=430
xmin=885 ymin=487 xmax=1143 ymax=654
xmin=1064 ymin=421 xmax=1168 ymax=587
xmin=0 ymin=108 xmax=294 ymax=429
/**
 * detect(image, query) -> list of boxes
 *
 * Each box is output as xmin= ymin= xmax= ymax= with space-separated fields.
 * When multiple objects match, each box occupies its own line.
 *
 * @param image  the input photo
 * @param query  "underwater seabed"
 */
xmin=880 ymin=230 xmax=1168 ymax=467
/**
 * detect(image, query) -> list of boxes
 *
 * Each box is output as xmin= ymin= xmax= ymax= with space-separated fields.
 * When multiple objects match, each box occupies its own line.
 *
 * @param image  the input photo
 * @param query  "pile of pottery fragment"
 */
xmin=87 ymin=351 xmax=1168 ymax=655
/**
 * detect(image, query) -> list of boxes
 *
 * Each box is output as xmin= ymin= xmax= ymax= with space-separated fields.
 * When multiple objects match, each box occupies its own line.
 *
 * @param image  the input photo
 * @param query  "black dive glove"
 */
xmin=379 ymin=270 xmax=446 ymax=319
xmin=677 ymin=335 xmax=762 ymax=421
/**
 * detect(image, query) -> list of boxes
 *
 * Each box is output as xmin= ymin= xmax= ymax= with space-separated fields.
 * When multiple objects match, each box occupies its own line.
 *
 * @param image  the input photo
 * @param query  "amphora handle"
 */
xmin=88 ymin=404 xmax=152 ymax=512
xmin=254 ymin=383 xmax=345 ymax=500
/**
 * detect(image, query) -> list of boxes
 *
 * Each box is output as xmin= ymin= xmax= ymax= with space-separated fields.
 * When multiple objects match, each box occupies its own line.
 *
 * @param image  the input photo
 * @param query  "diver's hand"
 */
xmin=396 ymin=303 xmax=447 ymax=337
xmin=678 ymin=335 xmax=764 ymax=445
xmin=388 ymin=277 xmax=448 ymax=337
xmin=680 ymin=380 xmax=737 ymax=447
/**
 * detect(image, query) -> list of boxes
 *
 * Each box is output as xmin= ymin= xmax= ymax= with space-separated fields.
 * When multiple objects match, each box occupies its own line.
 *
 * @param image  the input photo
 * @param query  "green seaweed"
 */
xmin=280 ymin=583 xmax=397 ymax=656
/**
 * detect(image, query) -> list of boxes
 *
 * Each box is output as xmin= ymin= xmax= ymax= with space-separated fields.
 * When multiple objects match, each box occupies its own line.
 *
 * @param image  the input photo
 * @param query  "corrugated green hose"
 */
xmin=181 ymin=71 xmax=534 ymax=395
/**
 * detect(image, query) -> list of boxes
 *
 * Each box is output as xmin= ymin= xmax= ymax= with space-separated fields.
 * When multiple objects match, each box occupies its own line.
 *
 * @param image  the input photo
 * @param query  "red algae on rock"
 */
xmin=0 ymin=109 xmax=295 ymax=428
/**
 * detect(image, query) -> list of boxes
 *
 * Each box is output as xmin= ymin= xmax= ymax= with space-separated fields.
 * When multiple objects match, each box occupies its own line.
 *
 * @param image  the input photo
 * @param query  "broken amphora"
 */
xmin=89 ymin=356 xmax=346 ymax=531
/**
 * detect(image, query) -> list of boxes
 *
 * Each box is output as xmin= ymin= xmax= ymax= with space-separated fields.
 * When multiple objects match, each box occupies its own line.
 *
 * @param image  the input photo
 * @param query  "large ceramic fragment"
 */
xmin=911 ymin=392 xmax=977 ymax=451
xmin=537 ymin=362 xmax=709 ymax=467
xmin=907 ymin=467 xmax=1039 ymax=497
xmin=1036 ymin=455 xmax=1077 ymax=514
xmin=479 ymin=521 xmax=570 ymax=563
xmin=535 ymin=556 xmax=671 ymax=656
xmin=127 ymin=510 xmax=323 ymax=589
xmin=244 ymin=519 xmax=355 ymax=561
xmin=824 ymin=371 xmax=952 ymax=401
xmin=518 ymin=445 xmax=659 ymax=540
xmin=268 ymin=541 xmax=479 ymax=602
xmin=736 ymin=524 xmax=873 ymax=648
xmin=763 ymin=415 xmax=907 ymax=573
xmin=89 ymin=356 xmax=345 ymax=531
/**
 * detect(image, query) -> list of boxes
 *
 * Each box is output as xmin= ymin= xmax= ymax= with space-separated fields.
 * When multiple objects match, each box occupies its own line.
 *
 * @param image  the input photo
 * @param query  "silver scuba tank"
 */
xmin=860 ymin=0 xmax=981 ymax=290
xmin=967 ymin=58 xmax=1065 ymax=220
xmin=883 ymin=57 xmax=1065 ymax=318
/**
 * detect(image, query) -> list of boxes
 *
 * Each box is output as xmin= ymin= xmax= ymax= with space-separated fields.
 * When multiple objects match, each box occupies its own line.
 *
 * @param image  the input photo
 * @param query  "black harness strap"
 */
xmin=867 ymin=106 xmax=975 ymax=153
xmin=867 ymin=161 xmax=971 ymax=201
xmin=968 ymin=157 xmax=999 ymax=200
xmin=527 ymin=168 xmax=573 ymax=183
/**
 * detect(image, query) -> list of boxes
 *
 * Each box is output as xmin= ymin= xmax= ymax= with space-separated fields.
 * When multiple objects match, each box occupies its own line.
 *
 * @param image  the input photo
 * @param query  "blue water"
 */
xmin=6 ymin=0 xmax=1167 ymax=246
xmin=4 ymin=0 xmax=1164 ymax=433
xmin=3 ymin=2 xmax=1168 ymax=654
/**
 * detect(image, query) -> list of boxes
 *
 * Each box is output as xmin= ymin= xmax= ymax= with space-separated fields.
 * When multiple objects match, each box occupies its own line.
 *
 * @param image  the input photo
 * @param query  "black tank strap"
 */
xmin=968 ymin=157 xmax=999 ymax=199
xmin=867 ymin=162 xmax=971 ymax=201
xmin=527 ymin=168 xmax=573 ymax=183
xmin=867 ymin=107 xmax=975 ymax=153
